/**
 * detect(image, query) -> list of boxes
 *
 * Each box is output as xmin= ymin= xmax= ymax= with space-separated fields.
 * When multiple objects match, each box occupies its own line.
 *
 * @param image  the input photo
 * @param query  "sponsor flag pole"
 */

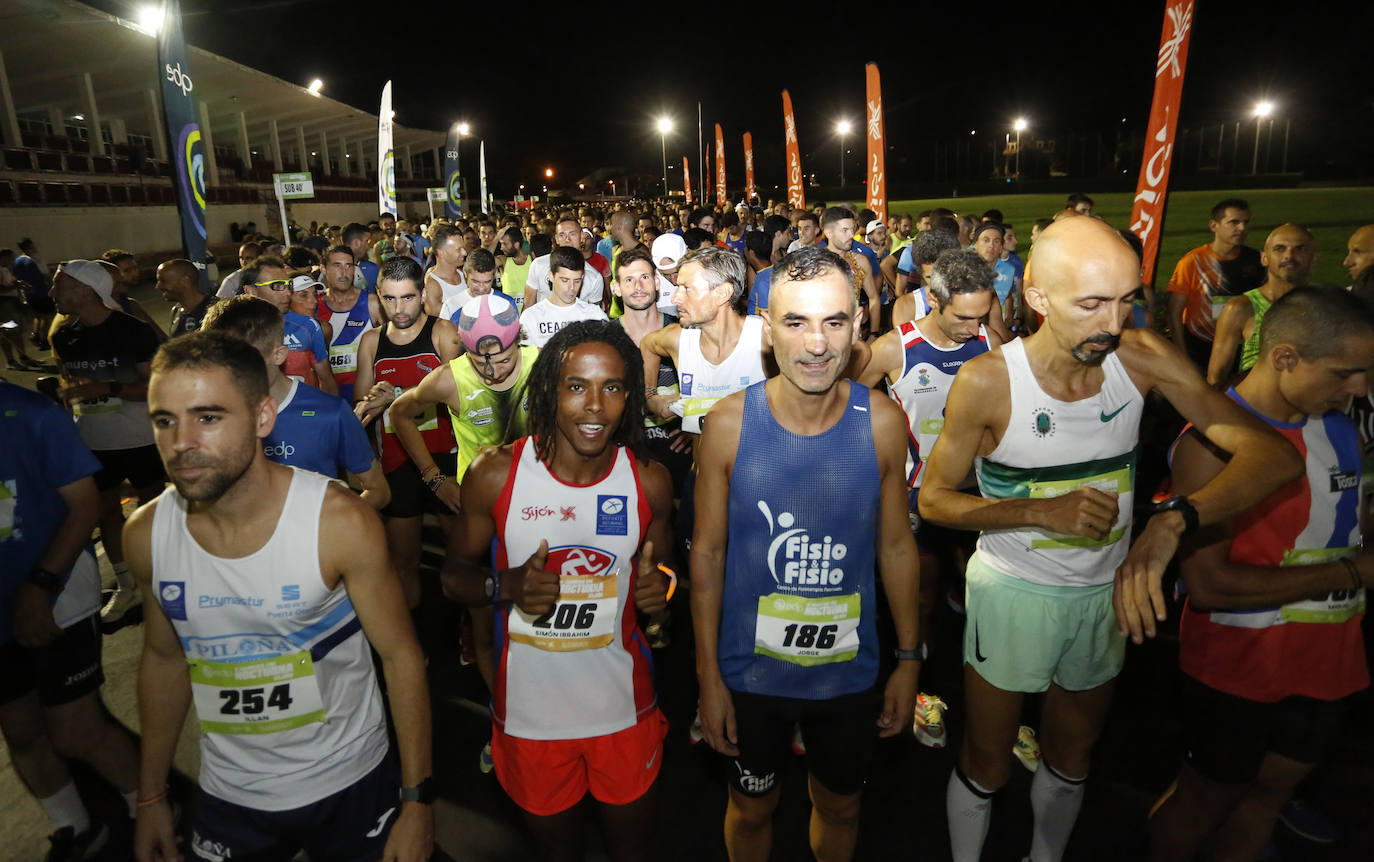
xmin=1129 ymin=1 xmax=1194 ymax=287
xmin=782 ymin=90 xmax=806 ymax=211
xmin=156 ymin=0 xmax=210 ymax=293
xmin=480 ymin=140 xmax=489 ymax=214
xmin=443 ymin=123 xmax=462 ymax=220
xmin=715 ymin=124 xmax=727 ymax=208
xmin=743 ymin=132 xmax=755 ymax=204
xmin=683 ymin=157 xmax=692 ymax=204
xmin=864 ymin=63 xmax=887 ymax=224
xmin=377 ymin=81 xmax=395 ymax=217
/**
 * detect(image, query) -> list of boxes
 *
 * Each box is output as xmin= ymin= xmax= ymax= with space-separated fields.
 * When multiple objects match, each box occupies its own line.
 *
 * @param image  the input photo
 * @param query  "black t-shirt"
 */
xmin=52 ymin=309 xmax=160 ymax=384
xmin=169 ymin=294 xmax=217 ymax=337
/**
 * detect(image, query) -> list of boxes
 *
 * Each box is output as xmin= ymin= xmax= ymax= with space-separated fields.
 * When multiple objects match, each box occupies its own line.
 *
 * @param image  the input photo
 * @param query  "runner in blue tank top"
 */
xmin=692 ymin=246 xmax=920 ymax=862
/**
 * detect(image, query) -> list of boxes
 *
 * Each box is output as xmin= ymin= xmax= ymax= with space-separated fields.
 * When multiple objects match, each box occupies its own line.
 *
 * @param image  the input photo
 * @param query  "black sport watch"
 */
xmin=1153 ymin=495 xmax=1199 ymax=534
xmin=894 ymin=644 xmax=928 ymax=661
xmin=26 ymin=567 xmax=64 ymax=593
xmin=399 ymin=777 xmax=436 ymax=804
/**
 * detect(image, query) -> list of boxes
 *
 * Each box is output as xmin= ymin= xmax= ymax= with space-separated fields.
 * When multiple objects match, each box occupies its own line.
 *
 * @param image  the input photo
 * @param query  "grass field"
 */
xmin=886 ymin=187 xmax=1374 ymax=288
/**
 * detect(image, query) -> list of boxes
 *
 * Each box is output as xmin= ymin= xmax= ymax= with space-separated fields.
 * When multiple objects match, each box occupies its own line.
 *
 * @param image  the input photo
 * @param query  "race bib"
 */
xmin=328 ymin=343 xmax=358 ymax=375
xmin=382 ymin=387 xmax=439 ymax=435
xmin=189 ymin=650 xmax=325 ymax=735
xmin=1280 ymin=547 xmax=1365 ymax=623
xmin=754 ymin=592 xmax=860 ymax=666
xmin=678 ymin=396 xmax=720 ymax=435
xmin=507 ymin=572 xmax=619 ymax=651
xmin=72 ymin=394 xmax=124 ymax=415
xmin=1209 ymin=293 xmax=1233 ymax=319
xmin=1028 ymin=466 xmax=1131 ymax=549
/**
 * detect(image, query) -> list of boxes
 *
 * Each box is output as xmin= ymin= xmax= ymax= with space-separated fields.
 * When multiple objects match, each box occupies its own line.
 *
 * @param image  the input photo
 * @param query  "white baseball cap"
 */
xmin=59 ymin=260 xmax=120 ymax=310
xmin=289 ymin=274 xmax=324 ymax=292
xmin=651 ymin=233 xmax=689 ymax=272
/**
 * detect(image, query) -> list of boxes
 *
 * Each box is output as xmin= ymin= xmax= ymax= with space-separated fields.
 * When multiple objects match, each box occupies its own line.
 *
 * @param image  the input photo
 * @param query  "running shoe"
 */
xmin=478 ymin=741 xmax=494 ymax=774
xmin=100 ymin=586 xmax=141 ymax=623
xmin=1279 ymin=798 xmax=1337 ymax=844
xmin=790 ymin=725 xmax=806 ymax=756
xmin=913 ymin=693 xmax=948 ymax=748
xmin=44 ymin=822 xmax=108 ymax=861
xmin=1013 ymin=725 xmax=1041 ymax=772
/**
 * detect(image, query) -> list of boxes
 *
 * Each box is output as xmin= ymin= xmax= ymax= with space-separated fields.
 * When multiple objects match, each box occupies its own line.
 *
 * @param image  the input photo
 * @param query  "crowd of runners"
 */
xmin=3 ymin=192 xmax=1374 ymax=862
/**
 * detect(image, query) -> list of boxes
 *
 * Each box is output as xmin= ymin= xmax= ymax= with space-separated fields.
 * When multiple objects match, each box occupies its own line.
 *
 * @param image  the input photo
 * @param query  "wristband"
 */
xmin=894 ymin=644 xmax=928 ymax=661
xmin=657 ymin=564 xmax=677 ymax=602
xmin=136 ymin=787 xmax=168 ymax=808
xmin=485 ymin=570 xmax=503 ymax=605
xmin=26 ymin=567 xmax=64 ymax=593
xmin=424 ymin=473 xmax=447 ymax=493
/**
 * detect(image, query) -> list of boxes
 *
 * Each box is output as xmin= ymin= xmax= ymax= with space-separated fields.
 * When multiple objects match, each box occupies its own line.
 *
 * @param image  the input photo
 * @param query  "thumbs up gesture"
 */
xmin=508 ymin=539 xmax=561 ymax=615
xmin=633 ymin=541 xmax=671 ymax=614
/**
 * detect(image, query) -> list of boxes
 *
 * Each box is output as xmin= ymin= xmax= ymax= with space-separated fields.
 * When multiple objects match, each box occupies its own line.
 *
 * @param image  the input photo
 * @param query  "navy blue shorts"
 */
xmin=190 ymin=753 xmax=400 ymax=862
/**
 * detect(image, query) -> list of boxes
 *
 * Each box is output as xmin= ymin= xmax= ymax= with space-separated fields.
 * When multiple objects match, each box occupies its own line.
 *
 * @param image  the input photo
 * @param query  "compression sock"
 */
xmin=1029 ymin=760 xmax=1086 ymax=862
xmin=38 ymin=782 xmax=90 ymax=833
xmin=947 ymin=765 xmax=995 ymax=862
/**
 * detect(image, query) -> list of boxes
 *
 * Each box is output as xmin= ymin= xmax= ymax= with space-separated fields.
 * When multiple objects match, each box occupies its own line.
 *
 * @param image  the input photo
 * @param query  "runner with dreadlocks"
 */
xmin=441 ymin=320 xmax=677 ymax=861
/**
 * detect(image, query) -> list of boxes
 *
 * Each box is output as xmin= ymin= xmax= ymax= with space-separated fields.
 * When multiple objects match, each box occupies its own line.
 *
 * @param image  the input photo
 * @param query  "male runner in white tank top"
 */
xmin=443 ymin=320 xmax=675 ymax=861
xmin=919 ymin=217 xmax=1302 ymax=862
xmin=126 ymin=332 xmax=434 ymax=862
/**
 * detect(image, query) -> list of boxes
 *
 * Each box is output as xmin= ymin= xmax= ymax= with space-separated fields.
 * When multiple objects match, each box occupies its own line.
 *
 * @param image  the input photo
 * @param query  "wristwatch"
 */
xmin=894 ymin=644 xmax=928 ymax=661
xmin=26 ymin=567 xmax=64 ymax=593
xmin=1153 ymin=495 xmax=1199 ymax=534
xmin=399 ymin=777 xmax=436 ymax=804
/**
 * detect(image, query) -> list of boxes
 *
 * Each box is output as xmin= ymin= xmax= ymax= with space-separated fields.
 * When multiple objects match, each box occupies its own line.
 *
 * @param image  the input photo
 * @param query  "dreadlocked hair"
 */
xmin=526 ymin=320 xmax=649 ymax=466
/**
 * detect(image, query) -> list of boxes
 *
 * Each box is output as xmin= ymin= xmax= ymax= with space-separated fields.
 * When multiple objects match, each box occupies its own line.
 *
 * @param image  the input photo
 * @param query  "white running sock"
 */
xmin=38 ymin=782 xmax=90 ymax=833
xmin=947 ymin=767 xmax=995 ymax=862
xmin=112 ymin=562 xmax=134 ymax=591
xmin=1029 ymin=761 xmax=1086 ymax=862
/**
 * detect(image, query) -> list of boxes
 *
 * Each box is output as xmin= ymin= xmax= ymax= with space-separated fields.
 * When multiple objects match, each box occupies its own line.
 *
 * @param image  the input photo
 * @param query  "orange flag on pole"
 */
xmin=1129 ymin=1 xmax=1194 ymax=286
xmin=865 ymin=63 xmax=887 ymax=224
xmin=782 ymin=90 xmax=806 ymax=210
xmin=743 ymin=132 xmax=755 ymax=204
xmin=683 ymin=156 xmax=692 ymax=204
xmin=715 ymin=123 xmax=727 ymax=208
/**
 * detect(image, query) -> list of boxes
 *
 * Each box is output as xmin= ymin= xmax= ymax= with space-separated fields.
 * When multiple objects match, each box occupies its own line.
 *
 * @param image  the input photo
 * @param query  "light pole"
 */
xmin=656 ymin=116 xmax=673 ymax=198
xmin=609 ymin=179 xmax=617 ymax=197
xmin=1013 ymin=117 xmax=1028 ymax=180
xmin=835 ymin=120 xmax=852 ymax=187
xmin=1251 ymin=101 xmax=1273 ymax=175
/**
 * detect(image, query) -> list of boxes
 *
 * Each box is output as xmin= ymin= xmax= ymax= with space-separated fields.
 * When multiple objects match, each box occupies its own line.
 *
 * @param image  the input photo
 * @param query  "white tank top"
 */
xmin=428 ymin=270 xmax=466 ymax=307
xmin=975 ymin=338 xmax=1144 ymax=587
xmin=675 ymin=314 xmax=768 ymax=434
xmin=491 ymin=438 xmax=657 ymax=739
xmin=888 ymin=321 xmax=989 ymax=490
xmin=149 ymin=469 xmax=388 ymax=810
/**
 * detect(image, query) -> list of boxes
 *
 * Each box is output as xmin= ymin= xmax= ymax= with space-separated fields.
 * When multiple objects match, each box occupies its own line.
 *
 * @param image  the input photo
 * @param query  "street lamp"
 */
xmin=453 ymin=122 xmax=471 ymax=209
xmin=544 ymin=168 xmax=554 ymax=179
xmin=656 ymin=116 xmax=674 ymax=198
xmin=1252 ymin=101 xmax=1274 ymax=175
xmin=136 ymin=5 xmax=161 ymax=34
xmin=1013 ymin=117 xmax=1028 ymax=180
xmin=835 ymin=120 xmax=852 ymax=186
xmin=609 ymin=179 xmax=617 ymax=197
xmin=307 ymin=79 xmax=323 ymax=96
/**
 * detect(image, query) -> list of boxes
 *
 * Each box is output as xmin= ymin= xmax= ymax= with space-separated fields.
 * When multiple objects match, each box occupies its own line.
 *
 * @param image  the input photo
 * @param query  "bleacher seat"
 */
xmin=16 ymin=181 xmax=41 ymax=204
xmin=35 ymin=150 xmax=63 ymax=171
xmin=0 ymin=180 xmax=15 ymax=206
xmin=40 ymin=182 xmax=66 ymax=204
xmin=92 ymin=156 xmax=114 ymax=174
xmin=89 ymin=183 xmax=110 ymax=204
xmin=2 ymin=148 xmax=33 ymax=170
xmin=66 ymin=183 xmax=88 ymax=204
xmin=66 ymin=153 xmax=92 ymax=172
xmin=109 ymin=184 xmax=129 ymax=204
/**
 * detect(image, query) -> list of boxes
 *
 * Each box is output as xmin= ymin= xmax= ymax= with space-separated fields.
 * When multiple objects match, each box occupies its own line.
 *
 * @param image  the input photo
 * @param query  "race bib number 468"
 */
xmin=754 ymin=592 xmax=860 ymax=666
xmin=189 ymin=650 xmax=325 ymax=735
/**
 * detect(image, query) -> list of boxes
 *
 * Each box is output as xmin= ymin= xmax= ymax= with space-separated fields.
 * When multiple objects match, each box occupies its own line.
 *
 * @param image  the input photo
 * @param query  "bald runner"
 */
xmin=918 ymin=217 xmax=1302 ymax=862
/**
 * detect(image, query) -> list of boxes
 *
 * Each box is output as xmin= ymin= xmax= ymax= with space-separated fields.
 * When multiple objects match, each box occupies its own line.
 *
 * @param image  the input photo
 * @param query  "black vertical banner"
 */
xmin=444 ymin=123 xmax=462 ymax=220
xmin=156 ymin=0 xmax=210 ymax=293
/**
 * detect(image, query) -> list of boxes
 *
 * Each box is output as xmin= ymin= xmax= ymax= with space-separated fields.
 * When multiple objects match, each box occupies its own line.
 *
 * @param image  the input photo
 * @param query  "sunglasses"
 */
xmin=252 ymin=279 xmax=292 ymax=292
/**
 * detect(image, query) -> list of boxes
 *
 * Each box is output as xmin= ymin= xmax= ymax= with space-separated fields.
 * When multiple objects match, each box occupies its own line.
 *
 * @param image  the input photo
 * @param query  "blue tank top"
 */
xmin=720 ymin=381 xmax=881 ymax=699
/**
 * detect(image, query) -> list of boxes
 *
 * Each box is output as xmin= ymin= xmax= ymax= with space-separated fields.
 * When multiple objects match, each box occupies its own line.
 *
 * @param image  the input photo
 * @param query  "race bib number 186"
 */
xmin=754 ymin=592 xmax=860 ymax=666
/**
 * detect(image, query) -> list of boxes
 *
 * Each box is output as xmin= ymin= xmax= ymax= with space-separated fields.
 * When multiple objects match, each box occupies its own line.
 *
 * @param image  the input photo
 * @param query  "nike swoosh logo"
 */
xmin=974 ymin=623 xmax=987 ymax=663
xmin=645 ymin=748 xmax=659 ymax=770
xmin=366 ymin=806 xmax=397 ymax=838
xmin=1099 ymin=403 xmax=1129 ymax=422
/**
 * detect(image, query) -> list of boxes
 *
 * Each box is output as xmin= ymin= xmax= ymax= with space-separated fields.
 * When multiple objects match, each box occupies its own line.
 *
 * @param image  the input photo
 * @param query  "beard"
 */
xmin=1071 ymin=332 xmax=1121 ymax=366
xmin=166 ymin=442 xmax=256 ymax=502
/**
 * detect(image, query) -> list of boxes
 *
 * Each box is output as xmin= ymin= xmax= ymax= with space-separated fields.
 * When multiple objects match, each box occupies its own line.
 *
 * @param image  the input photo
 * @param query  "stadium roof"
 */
xmin=1 ymin=0 xmax=444 ymax=171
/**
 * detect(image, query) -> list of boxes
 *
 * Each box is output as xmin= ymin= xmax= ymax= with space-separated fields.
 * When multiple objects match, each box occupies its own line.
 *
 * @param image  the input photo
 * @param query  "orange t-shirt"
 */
xmin=1167 ymin=244 xmax=1265 ymax=341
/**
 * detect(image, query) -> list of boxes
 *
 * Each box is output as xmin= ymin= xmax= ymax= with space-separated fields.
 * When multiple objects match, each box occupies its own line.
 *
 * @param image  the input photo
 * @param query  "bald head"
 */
xmin=1261 ymin=223 xmax=1315 ymax=287
xmin=1023 ymin=218 xmax=1141 ymax=365
xmin=1344 ymin=224 xmax=1374 ymax=282
xmin=155 ymin=258 xmax=202 ymax=305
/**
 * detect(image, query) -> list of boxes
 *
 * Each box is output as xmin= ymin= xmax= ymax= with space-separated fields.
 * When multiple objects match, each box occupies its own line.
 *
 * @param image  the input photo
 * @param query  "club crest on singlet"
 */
xmin=758 ymin=500 xmax=848 ymax=591
xmin=547 ymin=545 xmax=616 ymax=577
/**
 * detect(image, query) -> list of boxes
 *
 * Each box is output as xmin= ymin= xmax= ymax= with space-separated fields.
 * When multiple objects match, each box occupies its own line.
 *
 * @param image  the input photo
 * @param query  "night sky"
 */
xmin=87 ymin=0 xmax=1373 ymax=193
